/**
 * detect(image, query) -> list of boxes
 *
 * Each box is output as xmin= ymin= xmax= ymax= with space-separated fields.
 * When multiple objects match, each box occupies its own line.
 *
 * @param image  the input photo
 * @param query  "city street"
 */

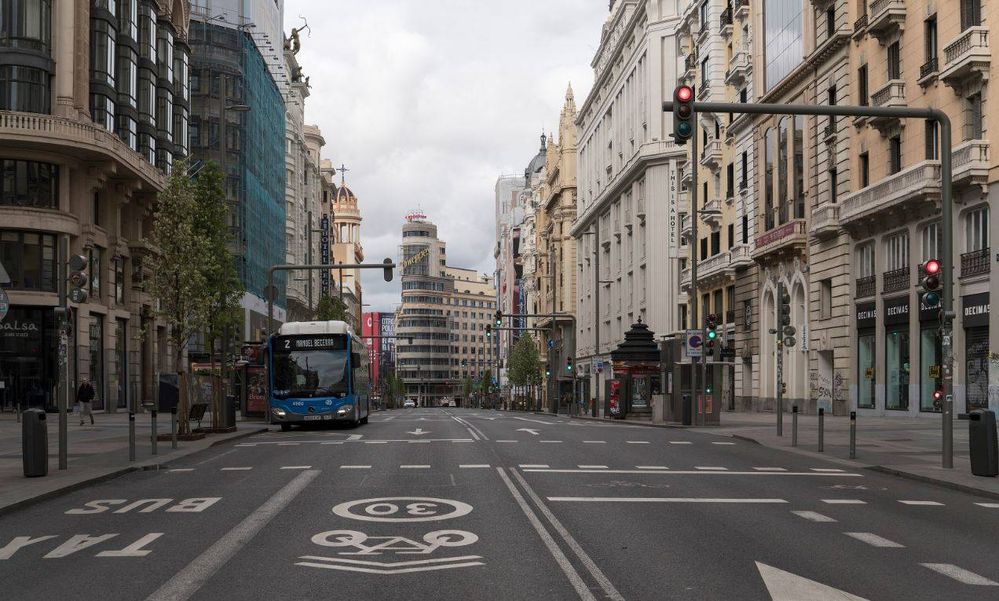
xmin=0 ymin=408 xmax=996 ymax=600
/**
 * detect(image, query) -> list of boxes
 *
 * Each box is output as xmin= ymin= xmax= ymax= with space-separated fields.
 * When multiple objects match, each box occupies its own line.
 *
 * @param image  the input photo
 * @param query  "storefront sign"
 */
xmin=856 ymin=302 xmax=877 ymax=329
xmin=883 ymin=296 xmax=910 ymax=326
xmin=962 ymin=292 xmax=990 ymax=328
xmin=0 ymin=288 xmax=8 ymax=322
xmin=320 ymin=214 xmax=331 ymax=297
xmin=668 ymin=162 xmax=678 ymax=258
xmin=0 ymin=319 xmax=40 ymax=338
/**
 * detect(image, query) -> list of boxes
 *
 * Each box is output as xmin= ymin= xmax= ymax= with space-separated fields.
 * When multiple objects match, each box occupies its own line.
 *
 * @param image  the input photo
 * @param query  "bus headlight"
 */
xmin=336 ymin=406 xmax=352 ymax=416
xmin=272 ymin=408 xmax=287 ymax=419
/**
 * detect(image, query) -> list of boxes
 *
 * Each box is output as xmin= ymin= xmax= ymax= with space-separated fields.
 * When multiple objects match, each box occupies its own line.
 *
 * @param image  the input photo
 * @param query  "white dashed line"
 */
xmin=519 ymin=464 xmax=550 ymax=469
xmin=220 ymin=467 xmax=253 ymax=471
xmin=711 ymin=442 xmax=736 ymax=445
xmin=920 ymin=564 xmax=999 ymax=586
xmin=234 ymin=443 xmax=256 ymax=447
xmin=408 ymin=440 xmax=431 ymax=444
xmin=582 ymin=440 xmax=606 ymax=444
xmin=810 ymin=468 xmax=845 ymax=473
xmin=899 ymin=500 xmax=944 ymax=506
xmin=844 ymin=532 xmax=904 ymax=548
xmin=320 ymin=441 xmax=343 ymax=445
xmin=822 ymin=499 xmax=867 ymax=504
xmin=539 ymin=440 xmax=563 ymax=443
xmin=791 ymin=511 xmax=837 ymax=523
xmin=496 ymin=440 xmax=518 ymax=443
xmin=451 ymin=440 xmax=474 ymax=443
xmin=276 ymin=442 xmax=299 ymax=446
xmin=668 ymin=441 xmax=692 ymax=445
xmin=753 ymin=467 xmax=787 ymax=472
xmin=340 ymin=465 xmax=371 ymax=470
xmin=459 ymin=464 xmax=491 ymax=469
xmin=400 ymin=465 xmax=431 ymax=469
xmin=280 ymin=466 xmax=312 ymax=470
xmin=364 ymin=441 xmax=388 ymax=444
xmin=578 ymin=465 xmax=609 ymax=469
xmin=695 ymin=466 xmax=728 ymax=471
xmin=626 ymin=441 xmax=651 ymax=444
xmin=975 ymin=503 xmax=999 ymax=508
xmin=548 ymin=497 xmax=788 ymax=504
xmin=636 ymin=466 xmax=669 ymax=470
xmin=168 ymin=468 xmax=195 ymax=473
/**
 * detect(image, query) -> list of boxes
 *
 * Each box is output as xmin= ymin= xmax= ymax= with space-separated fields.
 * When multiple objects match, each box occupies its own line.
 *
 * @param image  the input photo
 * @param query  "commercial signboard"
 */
xmin=320 ymin=213 xmax=330 ymax=296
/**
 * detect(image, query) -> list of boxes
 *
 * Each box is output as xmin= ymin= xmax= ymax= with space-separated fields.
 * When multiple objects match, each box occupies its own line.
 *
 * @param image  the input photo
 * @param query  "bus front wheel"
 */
xmin=280 ymin=423 xmax=291 ymax=432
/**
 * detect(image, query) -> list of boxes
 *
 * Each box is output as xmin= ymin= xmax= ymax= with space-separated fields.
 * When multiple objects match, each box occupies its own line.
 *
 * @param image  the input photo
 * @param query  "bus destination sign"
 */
xmin=277 ymin=335 xmax=348 ymax=351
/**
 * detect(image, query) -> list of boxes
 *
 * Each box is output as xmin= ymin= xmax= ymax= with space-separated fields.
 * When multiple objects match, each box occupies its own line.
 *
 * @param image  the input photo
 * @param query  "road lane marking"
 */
xmin=753 ymin=467 xmax=787 ymax=471
xmin=711 ymin=442 xmax=736 ymax=445
xmin=167 ymin=469 xmax=194 ymax=473
xmin=495 ymin=468 xmax=598 ymax=601
xmin=519 ymin=464 xmax=550 ymax=469
xmin=822 ymin=499 xmax=867 ymax=504
xmin=578 ymin=465 xmax=608 ymax=469
xmin=626 ymin=441 xmax=650 ymax=444
xmin=695 ymin=466 xmax=728 ymax=471
xmin=364 ymin=441 xmax=388 ymax=444
xmin=512 ymin=416 xmax=557 ymax=425
xmin=898 ymin=500 xmax=944 ymax=506
xmin=582 ymin=441 xmax=606 ymax=444
xmin=844 ymin=532 xmax=904 ymax=548
xmin=547 ymin=497 xmax=788 ymax=504
xmin=521 ymin=469 xmax=862 ymax=477
xmin=145 ymin=469 xmax=319 ymax=601
xmin=280 ymin=466 xmax=312 ymax=470
xmin=400 ymin=465 xmax=431 ymax=469
xmin=975 ymin=503 xmax=999 ymax=508
xmin=756 ymin=562 xmax=868 ymax=600
xmin=220 ymin=467 xmax=252 ymax=471
xmin=295 ymin=554 xmax=485 ymax=575
xmin=408 ymin=440 xmax=431 ymax=444
xmin=321 ymin=442 xmax=343 ymax=445
xmin=459 ymin=464 xmax=490 ymax=469
xmin=636 ymin=466 xmax=669 ymax=470
xmin=668 ymin=441 xmax=692 ymax=445
xmin=920 ymin=564 xmax=999 ymax=586
xmin=791 ymin=511 xmax=837 ymax=523
xmin=496 ymin=440 xmax=517 ymax=443
xmin=810 ymin=468 xmax=845 ymax=473
xmin=347 ymin=434 xmax=363 ymax=441
xmin=276 ymin=442 xmax=299 ymax=446
xmin=340 ymin=465 xmax=371 ymax=470
xmin=539 ymin=440 xmax=563 ymax=443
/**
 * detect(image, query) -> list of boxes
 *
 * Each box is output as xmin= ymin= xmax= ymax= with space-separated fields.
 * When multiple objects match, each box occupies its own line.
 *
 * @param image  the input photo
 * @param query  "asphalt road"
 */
xmin=1 ymin=408 xmax=997 ymax=600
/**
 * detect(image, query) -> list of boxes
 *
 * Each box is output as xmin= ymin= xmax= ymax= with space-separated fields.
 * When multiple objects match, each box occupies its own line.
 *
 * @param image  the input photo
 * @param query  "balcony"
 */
xmin=869 ymin=79 xmax=906 ymax=131
xmin=734 ymin=0 xmax=749 ymax=21
xmin=680 ymin=266 xmax=692 ymax=291
xmin=730 ymin=243 xmax=753 ymax=268
xmin=697 ymin=251 xmax=734 ymax=285
xmin=725 ymin=51 xmax=751 ymax=86
xmin=867 ymin=0 xmax=906 ymax=43
xmin=700 ymin=139 xmax=722 ymax=169
xmin=853 ymin=13 xmax=868 ymax=40
xmin=681 ymin=213 xmax=692 ymax=240
xmin=752 ymin=219 xmax=808 ymax=260
xmin=940 ymin=26 xmax=990 ymax=92
xmin=918 ymin=57 xmax=939 ymax=85
xmin=683 ymin=54 xmax=697 ymax=83
xmin=951 ymin=139 xmax=990 ymax=189
xmin=699 ymin=199 xmax=723 ymax=230
xmin=680 ymin=164 xmax=692 ymax=188
xmin=720 ymin=7 xmax=733 ymax=38
xmin=0 ymin=111 xmax=166 ymax=190
xmin=839 ymin=161 xmax=941 ymax=231
xmin=823 ymin=120 xmax=838 ymax=145
xmin=882 ymin=266 xmax=910 ymax=294
xmin=961 ymin=248 xmax=991 ymax=278
xmin=811 ymin=204 xmax=840 ymax=240
xmin=856 ymin=275 xmax=877 ymax=298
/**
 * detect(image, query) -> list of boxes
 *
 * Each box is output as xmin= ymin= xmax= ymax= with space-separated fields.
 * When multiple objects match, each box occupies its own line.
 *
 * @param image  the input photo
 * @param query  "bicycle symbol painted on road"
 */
xmin=311 ymin=529 xmax=478 ymax=555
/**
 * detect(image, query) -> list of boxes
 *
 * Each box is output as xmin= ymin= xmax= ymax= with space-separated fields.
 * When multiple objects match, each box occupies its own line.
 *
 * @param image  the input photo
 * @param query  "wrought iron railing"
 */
xmin=919 ymin=57 xmax=938 ymax=79
xmin=856 ymin=275 xmax=876 ymax=298
xmin=961 ymin=248 xmax=990 ymax=277
xmin=882 ymin=267 xmax=910 ymax=293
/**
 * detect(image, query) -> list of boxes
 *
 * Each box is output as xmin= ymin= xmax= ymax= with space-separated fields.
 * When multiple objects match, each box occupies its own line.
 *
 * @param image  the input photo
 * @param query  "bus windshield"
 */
xmin=271 ymin=349 xmax=349 ymax=399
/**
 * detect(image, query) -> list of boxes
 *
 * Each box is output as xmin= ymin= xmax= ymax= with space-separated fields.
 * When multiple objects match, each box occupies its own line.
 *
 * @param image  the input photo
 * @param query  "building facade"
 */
xmin=494 ymin=173 xmax=527 ymax=390
xmin=572 ymin=0 xmax=688 ymax=414
xmin=0 ymin=0 xmax=193 ymax=412
xmin=325 ymin=164 xmax=364 ymax=332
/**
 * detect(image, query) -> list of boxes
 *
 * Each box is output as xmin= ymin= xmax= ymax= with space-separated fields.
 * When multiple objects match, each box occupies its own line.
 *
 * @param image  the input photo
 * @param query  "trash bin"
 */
xmin=22 ymin=408 xmax=48 ymax=478
xmin=221 ymin=394 xmax=237 ymax=428
xmin=968 ymin=409 xmax=998 ymax=478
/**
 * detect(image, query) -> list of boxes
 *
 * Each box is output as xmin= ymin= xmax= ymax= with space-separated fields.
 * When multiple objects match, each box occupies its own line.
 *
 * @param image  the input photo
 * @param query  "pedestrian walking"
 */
xmin=77 ymin=376 xmax=95 ymax=426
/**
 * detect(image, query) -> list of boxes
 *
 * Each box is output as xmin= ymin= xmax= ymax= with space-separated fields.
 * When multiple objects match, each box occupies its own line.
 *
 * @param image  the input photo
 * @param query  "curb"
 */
xmin=565 ymin=414 xmax=688 ymax=429
xmin=0 ymin=427 xmax=269 ymax=517
xmin=867 ymin=465 xmax=999 ymax=501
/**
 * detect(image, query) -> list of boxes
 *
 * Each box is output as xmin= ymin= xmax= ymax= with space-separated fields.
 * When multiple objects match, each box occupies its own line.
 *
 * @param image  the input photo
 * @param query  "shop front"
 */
xmin=918 ymin=295 xmax=943 ymax=412
xmin=855 ymin=302 xmax=877 ymax=410
xmin=962 ymin=292 xmax=989 ymax=412
xmin=0 ymin=306 xmax=59 ymax=411
xmin=883 ymin=295 xmax=910 ymax=411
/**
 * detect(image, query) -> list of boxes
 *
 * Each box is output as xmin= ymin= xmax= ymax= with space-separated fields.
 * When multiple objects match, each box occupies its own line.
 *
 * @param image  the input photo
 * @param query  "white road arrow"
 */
xmin=407 ymin=428 xmax=430 ymax=436
xmin=517 ymin=428 xmax=540 ymax=436
xmin=756 ymin=562 xmax=868 ymax=601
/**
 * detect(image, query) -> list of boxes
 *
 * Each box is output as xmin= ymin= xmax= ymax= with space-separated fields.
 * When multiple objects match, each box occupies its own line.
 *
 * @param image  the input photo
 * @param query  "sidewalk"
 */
xmin=567 ymin=410 xmax=999 ymax=499
xmin=0 ymin=410 xmax=268 ymax=516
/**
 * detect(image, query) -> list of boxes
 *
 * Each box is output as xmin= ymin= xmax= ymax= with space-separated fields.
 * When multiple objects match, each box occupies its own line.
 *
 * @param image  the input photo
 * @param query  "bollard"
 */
xmin=151 ymin=410 xmax=158 ymax=456
xmin=171 ymin=406 xmax=178 ymax=450
xmin=849 ymin=411 xmax=857 ymax=459
xmin=128 ymin=412 xmax=135 ymax=462
xmin=818 ymin=407 xmax=825 ymax=453
xmin=792 ymin=405 xmax=798 ymax=447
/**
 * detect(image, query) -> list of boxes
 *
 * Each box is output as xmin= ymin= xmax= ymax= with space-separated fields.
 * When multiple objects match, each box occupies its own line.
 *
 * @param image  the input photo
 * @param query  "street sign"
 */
xmin=685 ymin=329 xmax=703 ymax=357
xmin=0 ymin=287 xmax=8 ymax=322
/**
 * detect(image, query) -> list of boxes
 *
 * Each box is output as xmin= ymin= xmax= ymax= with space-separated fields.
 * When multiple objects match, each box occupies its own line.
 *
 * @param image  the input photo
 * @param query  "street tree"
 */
xmin=316 ymin=294 xmax=348 ymax=322
xmin=508 ymin=334 xmax=542 ymax=401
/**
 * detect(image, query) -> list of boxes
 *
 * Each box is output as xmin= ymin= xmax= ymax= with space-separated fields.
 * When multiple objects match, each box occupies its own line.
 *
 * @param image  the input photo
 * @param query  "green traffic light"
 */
xmin=707 ymin=330 xmax=717 ymax=339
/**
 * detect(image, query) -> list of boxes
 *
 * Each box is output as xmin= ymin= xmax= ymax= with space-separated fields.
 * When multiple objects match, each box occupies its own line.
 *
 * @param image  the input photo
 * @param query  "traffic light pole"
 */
xmin=665 ymin=98 xmax=954 ymax=467
xmin=775 ymin=283 xmax=785 ymax=436
xmin=688 ymin=107 xmax=699 ymax=427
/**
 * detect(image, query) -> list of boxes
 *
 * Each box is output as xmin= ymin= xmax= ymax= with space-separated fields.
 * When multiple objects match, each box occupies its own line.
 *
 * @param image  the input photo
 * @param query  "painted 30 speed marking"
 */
xmin=332 ymin=497 xmax=473 ymax=523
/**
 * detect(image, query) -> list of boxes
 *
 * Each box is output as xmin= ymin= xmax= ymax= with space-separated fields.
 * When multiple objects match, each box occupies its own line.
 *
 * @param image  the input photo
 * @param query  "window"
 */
xmin=764 ymin=128 xmax=775 ymax=230
xmin=727 ymin=223 xmax=734 ymax=249
xmin=820 ymin=279 xmax=832 ymax=319
xmin=884 ymin=231 xmax=909 ymax=271
xmin=826 ymin=6 xmax=835 ymax=38
xmin=777 ymin=118 xmax=788 ymax=223
xmin=961 ymin=0 xmax=981 ymax=30
xmin=964 ymin=93 xmax=983 ymax=141
xmin=0 ymin=65 xmax=52 ymax=113
xmin=925 ymin=120 xmax=939 ymax=159
xmin=0 ymin=159 xmax=59 ymax=208
xmin=856 ymin=242 xmax=875 ymax=278
xmin=0 ymin=0 xmax=53 ymax=53
xmin=700 ymin=237 xmax=708 ymax=261
xmin=858 ymin=332 xmax=875 ymax=409
xmin=827 ymin=85 xmax=837 ymax=106
xmin=920 ymin=326 xmax=942 ymax=412
xmin=710 ymin=231 xmax=720 ymax=256
xmin=93 ymin=192 xmax=101 ymax=226
xmin=793 ymin=115 xmax=804 ymax=219
xmin=739 ymin=88 xmax=747 ymax=103
xmin=0 ymin=230 xmax=56 ymax=291
xmin=740 ymin=151 xmax=748 ymax=189
xmin=829 ymin=167 xmax=838 ymax=203
xmin=764 ymin=0 xmax=804 ymax=90
xmin=741 ymin=214 xmax=749 ymax=244
xmin=89 ymin=246 xmax=104 ymax=300
xmin=924 ymin=16 xmax=937 ymax=64
xmin=858 ymin=65 xmax=868 ymax=106
xmin=887 ymin=41 xmax=901 ymax=80
xmin=965 ymin=206 xmax=989 ymax=252
xmin=859 ymin=152 xmax=870 ymax=187
xmin=885 ymin=325 xmax=910 ymax=410
xmin=889 ymin=135 xmax=902 ymax=174
xmin=726 ymin=163 xmax=734 ymax=198
xmin=113 ymin=255 xmax=125 ymax=304
xmin=921 ymin=222 xmax=941 ymax=261
xmin=679 ymin=304 xmax=688 ymax=330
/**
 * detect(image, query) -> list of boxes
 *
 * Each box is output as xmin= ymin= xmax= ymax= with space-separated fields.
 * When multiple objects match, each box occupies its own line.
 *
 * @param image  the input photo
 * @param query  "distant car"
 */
xmin=403 ymin=399 xmax=417 ymax=408
xmin=440 ymin=398 xmax=452 ymax=407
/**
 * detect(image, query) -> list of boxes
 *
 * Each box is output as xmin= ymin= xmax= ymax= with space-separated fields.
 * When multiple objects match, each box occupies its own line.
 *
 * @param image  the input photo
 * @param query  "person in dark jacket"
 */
xmin=77 ymin=377 xmax=95 ymax=426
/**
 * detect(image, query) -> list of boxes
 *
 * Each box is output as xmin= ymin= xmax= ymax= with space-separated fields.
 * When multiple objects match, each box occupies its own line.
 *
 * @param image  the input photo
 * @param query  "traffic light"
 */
xmin=566 ymin=356 xmax=573 ymax=372
xmin=777 ymin=283 xmax=795 ymax=347
xmin=673 ymin=85 xmax=695 ymax=143
xmin=705 ymin=313 xmax=718 ymax=348
xmin=545 ymin=366 xmax=551 ymax=377
xmin=920 ymin=258 xmax=942 ymax=309
xmin=494 ymin=310 xmax=503 ymax=327
xmin=485 ymin=324 xmax=492 ymax=338
xmin=382 ymin=257 xmax=394 ymax=282
xmin=68 ymin=254 xmax=89 ymax=304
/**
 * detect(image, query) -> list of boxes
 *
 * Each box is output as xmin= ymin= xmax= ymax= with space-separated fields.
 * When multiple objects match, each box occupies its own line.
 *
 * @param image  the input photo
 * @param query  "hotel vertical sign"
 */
xmin=668 ymin=161 xmax=678 ymax=258
xmin=320 ymin=213 xmax=330 ymax=297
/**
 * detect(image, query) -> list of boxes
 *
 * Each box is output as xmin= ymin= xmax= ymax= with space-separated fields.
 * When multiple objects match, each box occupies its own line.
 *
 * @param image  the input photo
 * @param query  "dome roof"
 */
xmin=525 ymin=132 xmax=547 ymax=177
xmin=334 ymin=183 xmax=356 ymax=204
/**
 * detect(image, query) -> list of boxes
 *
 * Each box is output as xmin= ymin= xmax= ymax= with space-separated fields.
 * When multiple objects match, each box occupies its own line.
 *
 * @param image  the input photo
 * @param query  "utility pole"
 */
xmin=593 ymin=220 xmax=600 ymax=417
xmin=689 ymin=109 xmax=700 ymax=427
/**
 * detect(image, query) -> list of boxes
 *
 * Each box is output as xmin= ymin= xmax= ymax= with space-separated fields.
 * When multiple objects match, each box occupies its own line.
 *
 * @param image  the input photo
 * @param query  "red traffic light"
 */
xmin=676 ymin=85 xmax=693 ymax=102
xmin=923 ymin=259 xmax=941 ymax=275
xmin=932 ymin=388 xmax=944 ymax=401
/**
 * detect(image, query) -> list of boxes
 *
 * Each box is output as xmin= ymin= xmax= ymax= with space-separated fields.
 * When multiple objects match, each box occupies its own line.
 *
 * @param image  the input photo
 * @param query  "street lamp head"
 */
xmin=225 ymin=104 xmax=251 ymax=113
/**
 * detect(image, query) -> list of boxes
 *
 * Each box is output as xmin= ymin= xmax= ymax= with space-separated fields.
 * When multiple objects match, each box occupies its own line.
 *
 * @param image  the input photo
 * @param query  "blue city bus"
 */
xmin=267 ymin=321 xmax=369 ymax=431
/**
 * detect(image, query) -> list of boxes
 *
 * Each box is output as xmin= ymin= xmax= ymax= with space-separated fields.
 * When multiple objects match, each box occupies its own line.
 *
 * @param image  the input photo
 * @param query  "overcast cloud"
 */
xmin=284 ymin=0 xmax=607 ymax=312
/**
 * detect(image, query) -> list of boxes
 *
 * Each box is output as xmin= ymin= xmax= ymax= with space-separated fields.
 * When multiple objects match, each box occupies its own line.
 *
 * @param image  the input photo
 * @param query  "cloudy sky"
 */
xmin=283 ymin=0 xmax=609 ymax=312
